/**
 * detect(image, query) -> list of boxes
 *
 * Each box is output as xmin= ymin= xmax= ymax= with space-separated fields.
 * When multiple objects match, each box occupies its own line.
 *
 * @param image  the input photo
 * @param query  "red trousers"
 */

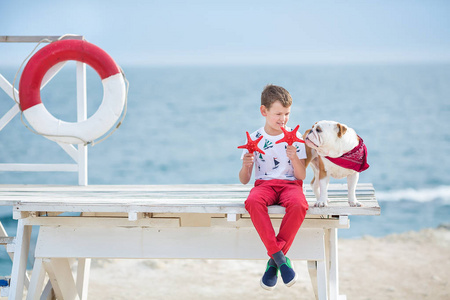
xmin=245 ymin=179 xmax=308 ymax=257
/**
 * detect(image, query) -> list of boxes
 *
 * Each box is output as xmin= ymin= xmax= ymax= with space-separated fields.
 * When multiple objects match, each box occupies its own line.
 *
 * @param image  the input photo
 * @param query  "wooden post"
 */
xmin=76 ymin=259 xmax=91 ymax=300
xmin=26 ymin=258 xmax=46 ymax=300
xmin=8 ymin=220 xmax=31 ymax=300
xmin=43 ymin=258 xmax=80 ymax=300
xmin=76 ymin=61 xmax=88 ymax=186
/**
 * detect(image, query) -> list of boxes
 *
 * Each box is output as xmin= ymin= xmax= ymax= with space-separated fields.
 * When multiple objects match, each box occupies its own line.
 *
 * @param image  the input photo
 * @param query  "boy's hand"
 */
xmin=286 ymin=145 xmax=298 ymax=161
xmin=242 ymin=153 xmax=255 ymax=168
xmin=239 ymin=153 xmax=255 ymax=184
xmin=286 ymin=145 xmax=306 ymax=180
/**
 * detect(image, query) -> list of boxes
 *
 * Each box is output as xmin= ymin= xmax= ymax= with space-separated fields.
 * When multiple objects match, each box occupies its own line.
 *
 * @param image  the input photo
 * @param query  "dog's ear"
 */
xmin=336 ymin=123 xmax=347 ymax=138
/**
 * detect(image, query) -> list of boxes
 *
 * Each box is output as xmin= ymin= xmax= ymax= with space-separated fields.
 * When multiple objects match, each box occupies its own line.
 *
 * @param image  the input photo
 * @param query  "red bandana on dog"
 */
xmin=325 ymin=137 xmax=369 ymax=172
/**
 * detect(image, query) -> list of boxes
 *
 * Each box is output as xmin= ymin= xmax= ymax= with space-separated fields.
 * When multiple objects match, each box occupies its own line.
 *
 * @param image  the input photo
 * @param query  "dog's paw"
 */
xmin=314 ymin=199 xmax=328 ymax=207
xmin=348 ymin=200 xmax=362 ymax=207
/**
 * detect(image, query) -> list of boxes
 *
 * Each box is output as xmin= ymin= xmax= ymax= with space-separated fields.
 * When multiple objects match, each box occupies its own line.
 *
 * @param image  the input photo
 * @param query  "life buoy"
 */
xmin=18 ymin=39 xmax=126 ymax=144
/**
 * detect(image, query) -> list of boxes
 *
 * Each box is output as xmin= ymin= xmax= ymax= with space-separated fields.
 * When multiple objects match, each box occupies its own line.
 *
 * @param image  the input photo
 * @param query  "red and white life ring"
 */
xmin=19 ymin=39 xmax=126 ymax=144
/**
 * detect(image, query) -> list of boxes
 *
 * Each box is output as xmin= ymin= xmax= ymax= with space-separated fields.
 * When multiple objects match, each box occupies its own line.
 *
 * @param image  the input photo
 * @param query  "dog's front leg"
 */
xmin=347 ymin=172 xmax=361 ymax=207
xmin=311 ymin=171 xmax=320 ymax=201
xmin=315 ymin=176 xmax=330 ymax=207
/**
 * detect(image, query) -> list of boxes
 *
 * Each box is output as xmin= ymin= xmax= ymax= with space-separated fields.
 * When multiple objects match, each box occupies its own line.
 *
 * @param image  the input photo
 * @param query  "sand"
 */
xmin=85 ymin=227 xmax=450 ymax=300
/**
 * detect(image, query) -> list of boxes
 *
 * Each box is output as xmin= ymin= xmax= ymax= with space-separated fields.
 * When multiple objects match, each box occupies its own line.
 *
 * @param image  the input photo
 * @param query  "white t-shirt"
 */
xmin=240 ymin=126 xmax=307 ymax=181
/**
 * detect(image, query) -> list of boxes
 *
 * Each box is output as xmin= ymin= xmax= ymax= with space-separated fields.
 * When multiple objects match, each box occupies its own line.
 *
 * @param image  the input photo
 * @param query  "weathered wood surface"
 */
xmin=0 ymin=36 xmax=83 ymax=43
xmin=0 ymin=183 xmax=379 ymax=216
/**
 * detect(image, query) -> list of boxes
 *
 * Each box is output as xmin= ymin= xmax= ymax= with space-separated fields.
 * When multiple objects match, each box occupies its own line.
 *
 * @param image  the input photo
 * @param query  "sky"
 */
xmin=1 ymin=0 xmax=450 ymax=66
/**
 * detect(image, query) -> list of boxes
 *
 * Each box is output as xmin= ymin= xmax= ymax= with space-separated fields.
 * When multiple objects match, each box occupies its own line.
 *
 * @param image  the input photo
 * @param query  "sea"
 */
xmin=0 ymin=63 xmax=449 ymax=275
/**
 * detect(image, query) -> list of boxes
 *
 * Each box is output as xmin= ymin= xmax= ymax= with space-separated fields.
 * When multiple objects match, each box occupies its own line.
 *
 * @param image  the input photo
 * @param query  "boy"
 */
xmin=239 ymin=84 xmax=308 ymax=291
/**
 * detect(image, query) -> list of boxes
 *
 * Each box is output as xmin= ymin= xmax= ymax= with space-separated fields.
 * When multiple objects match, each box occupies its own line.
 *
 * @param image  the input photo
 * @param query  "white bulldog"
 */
xmin=303 ymin=120 xmax=369 ymax=207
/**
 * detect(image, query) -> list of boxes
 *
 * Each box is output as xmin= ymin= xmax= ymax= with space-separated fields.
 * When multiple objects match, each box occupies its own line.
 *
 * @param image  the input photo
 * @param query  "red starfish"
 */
xmin=237 ymin=132 xmax=266 ymax=154
xmin=275 ymin=125 xmax=305 ymax=145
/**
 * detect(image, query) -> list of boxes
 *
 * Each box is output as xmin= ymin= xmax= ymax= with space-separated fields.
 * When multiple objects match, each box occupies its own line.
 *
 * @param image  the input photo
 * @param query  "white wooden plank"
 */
xmin=10 ymin=201 xmax=379 ymax=216
xmin=23 ymin=217 xmax=181 ymax=228
xmin=212 ymin=217 xmax=349 ymax=229
xmin=317 ymin=260 xmax=328 ymax=300
xmin=0 ymin=191 xmax=373 ymax=201
xmin=0 ymin=236 xmax=14 ymax=245
xmin=0 ymin=36 xmax=83 ymax=43
xmin=10 ymin=204 xmax=379 ymax=217
xmin=76 ymin=258 xmax=90 ymax=300
xmin=0 ymin=184 xmax=375 ymax=197
xmin=43 ymin=258 xmax=80 ymax=300
xmin=227 ymin=214 xmax=237 ymax=222
xmin=0 ymin=183 xmax=375 ymax=192
xmin=339 ymin=216 xmax=349 ymax=226
xmin=0 ymin=222 xmax=15 ymax=262
xmin=0 ymin=73 xmax=19 ymax=101
xmin=3 ymin=194 xmax=376 ymax=204
xmin=35 ymin=226 xmax=325 ymax=260
xmin=26 ymin=258 xmax=46 ymax=300
xmin=0 ymin=104 xmax=20 ymax=131
xmin=20 ymin=216 xmax=349 ymax=233
xmin=329 ymin=228 xmax=339 ymax=300
xmin=21 ymin=216 xmax=348 ymax=231
xmin=0 ymin=164 xmax=78 ymax=172
xmin=76 ymin=61 xmax=88 ymax=186
xmin=8 ymin=220 xmax=31 ymax=300
xmin=128 ymin=212 xmax=143 ymax=221
xmin=308 ymin=261 xmax=319 ymax=300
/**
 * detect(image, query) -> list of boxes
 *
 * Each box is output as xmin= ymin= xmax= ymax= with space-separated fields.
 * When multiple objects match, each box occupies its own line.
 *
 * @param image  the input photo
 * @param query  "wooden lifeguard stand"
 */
xmin=0 ymin=36 xmax=379 ymax=300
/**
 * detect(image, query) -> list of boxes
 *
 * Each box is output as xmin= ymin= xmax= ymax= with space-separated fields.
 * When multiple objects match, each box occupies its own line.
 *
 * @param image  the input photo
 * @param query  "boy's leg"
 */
xmin=267 ymin=180 xmax=307 ymax=287
xmin=245 ymin=180 xmax=306 ymax=289
xmin=245 ymin=180 xmax=285 ymax=256
xmin=277 ymin=180 xmax=309 ymax=255
xmin=245 ymin=181 xmax=283 ymax=290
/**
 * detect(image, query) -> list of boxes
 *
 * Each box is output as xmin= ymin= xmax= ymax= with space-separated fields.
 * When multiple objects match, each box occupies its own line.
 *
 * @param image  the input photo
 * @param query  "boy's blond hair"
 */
xmin=261 ymin=84 xmax=292 ymax=109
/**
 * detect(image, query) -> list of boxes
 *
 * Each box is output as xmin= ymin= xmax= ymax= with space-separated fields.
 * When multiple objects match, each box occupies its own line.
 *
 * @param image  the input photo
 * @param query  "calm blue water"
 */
xmin=0 ymin=64 xmax=449 ymax=275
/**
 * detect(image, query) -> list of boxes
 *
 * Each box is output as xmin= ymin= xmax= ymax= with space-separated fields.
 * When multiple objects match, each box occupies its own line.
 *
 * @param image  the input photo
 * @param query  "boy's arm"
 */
xmin=239 ymin=153 xmax=254 ymax=184
xmin=286 ymin=145 xmax=306 ymax=180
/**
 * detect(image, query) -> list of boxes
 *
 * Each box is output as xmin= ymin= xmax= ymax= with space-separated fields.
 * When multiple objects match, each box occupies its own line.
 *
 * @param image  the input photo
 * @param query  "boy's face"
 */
xmin=260 ymin=101 xmax=291 ymax=135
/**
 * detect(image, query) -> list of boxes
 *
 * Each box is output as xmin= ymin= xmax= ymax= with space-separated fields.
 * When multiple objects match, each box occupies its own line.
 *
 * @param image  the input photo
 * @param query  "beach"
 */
xmin=84 ymin=227 xmax=450 ymax=300
xmin=0 ymin=63 xmax=449 ymax=299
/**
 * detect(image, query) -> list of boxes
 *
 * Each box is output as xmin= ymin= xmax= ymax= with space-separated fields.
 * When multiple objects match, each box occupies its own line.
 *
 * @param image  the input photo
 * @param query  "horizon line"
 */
xmin=2 ymin=59 xmax=450 ymax=69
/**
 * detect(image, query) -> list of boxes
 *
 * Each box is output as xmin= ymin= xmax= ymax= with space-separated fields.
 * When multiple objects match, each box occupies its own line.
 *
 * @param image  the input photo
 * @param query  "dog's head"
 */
xmin=304 ymin=120 xmax=350 ymax=157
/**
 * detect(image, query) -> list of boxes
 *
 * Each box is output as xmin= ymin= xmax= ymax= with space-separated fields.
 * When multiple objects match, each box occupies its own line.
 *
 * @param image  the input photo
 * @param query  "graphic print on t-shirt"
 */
xmin=273 ymin=158 xmax=280 ymax=170
xmin=258 ymin=152 xmax=265 ymax=162
xmin=264 ymin=139 xmax=273 ymax=151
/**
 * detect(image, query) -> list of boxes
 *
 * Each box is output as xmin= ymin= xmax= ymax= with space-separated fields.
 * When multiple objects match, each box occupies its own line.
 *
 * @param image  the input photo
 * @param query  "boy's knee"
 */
xmin=244 ymin=198 xmax=256 ymax=211
xmin=287 ymin=201 xmax=308 ymax=217
xmin=245 ymin=197 xmax=265 ymax=212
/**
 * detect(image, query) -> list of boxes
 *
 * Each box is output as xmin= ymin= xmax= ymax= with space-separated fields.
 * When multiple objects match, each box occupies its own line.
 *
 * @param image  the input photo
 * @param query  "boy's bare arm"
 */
xmin=286 ymin=145 xmax=306 ymax=180
xmin=239 ymin=153 xmax=254 ymax=184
